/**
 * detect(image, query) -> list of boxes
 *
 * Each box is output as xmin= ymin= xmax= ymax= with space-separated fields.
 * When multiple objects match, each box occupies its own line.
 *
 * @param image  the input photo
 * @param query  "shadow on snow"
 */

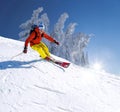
xmin=0 ymin=59 xmax=42 ymax=70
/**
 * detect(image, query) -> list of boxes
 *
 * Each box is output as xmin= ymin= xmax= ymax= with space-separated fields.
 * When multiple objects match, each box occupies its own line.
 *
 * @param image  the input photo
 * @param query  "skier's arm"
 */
xmin=43 ymin=33 xmax=55 ymax=42
xmin=23 ymin=32 xmax=36 ymax=53
xmin=24 ymin=32 xmax=36 ymax=47
xmin=43 ymin=33 xmax=59 ymax=45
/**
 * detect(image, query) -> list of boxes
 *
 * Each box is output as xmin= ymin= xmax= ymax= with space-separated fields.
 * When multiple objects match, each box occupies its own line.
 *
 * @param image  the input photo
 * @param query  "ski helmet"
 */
xmin=31 ymin=24 xmax=38 ymax=29
xmin=39 ymin=22 xmax=45 ymax=30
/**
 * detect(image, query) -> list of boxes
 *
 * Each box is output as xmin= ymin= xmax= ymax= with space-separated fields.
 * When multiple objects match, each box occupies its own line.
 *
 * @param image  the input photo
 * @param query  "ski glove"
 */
xmin=54 ymin=40 xmax=59 ymax=45
xmin=23 ymin=46 xmax=27 ymax=53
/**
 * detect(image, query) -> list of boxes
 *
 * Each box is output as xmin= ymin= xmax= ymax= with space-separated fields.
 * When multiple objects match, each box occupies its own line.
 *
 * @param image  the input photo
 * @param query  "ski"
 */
xmin=45 ymin=57 xmax=70 ymax=68
xmin=31 ymin=65 xmax=46 ymax=73
xmin=54 ymin=61 xmax=70 ymax=68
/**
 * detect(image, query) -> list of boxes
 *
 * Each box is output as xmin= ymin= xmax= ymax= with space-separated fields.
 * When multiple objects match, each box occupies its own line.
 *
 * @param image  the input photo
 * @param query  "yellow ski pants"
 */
xmin=31 ymin=42 xmax=50 ymax=59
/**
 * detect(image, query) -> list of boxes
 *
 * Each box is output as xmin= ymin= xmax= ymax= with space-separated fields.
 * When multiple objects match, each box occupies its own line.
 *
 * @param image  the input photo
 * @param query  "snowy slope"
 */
xmin=0 ymin=36 xmax=120 ymax=112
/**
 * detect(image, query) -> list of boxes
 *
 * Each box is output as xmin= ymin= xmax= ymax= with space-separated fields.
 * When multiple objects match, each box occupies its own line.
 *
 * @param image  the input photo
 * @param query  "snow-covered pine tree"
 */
xmin=70 ymin=32 xmax=91 ymax=66
xmin=50 ymin=13 xmax=69 ymax=56
xmin=61 ymin=23 xmax=77 ymax=60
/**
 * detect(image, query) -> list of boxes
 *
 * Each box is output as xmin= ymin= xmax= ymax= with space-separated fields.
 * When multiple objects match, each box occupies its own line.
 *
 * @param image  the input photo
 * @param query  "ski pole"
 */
xmin=11 ymin=52 xmax=23 ymax=59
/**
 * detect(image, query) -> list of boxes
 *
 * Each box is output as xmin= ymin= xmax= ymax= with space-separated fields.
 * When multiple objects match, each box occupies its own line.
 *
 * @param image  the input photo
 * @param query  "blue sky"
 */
xmin=0 ymin=0 xmax=120 ymax=75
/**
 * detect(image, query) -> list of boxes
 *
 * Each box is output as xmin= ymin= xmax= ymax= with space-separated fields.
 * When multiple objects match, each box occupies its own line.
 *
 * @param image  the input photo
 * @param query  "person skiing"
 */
xmin=23 ymin=23 xmax=59 ymax=61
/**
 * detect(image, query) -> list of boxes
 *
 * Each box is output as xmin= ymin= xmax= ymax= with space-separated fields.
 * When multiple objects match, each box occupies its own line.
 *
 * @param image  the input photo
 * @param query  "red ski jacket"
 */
xmin=24 ymin=27 xmax=55 ymax=47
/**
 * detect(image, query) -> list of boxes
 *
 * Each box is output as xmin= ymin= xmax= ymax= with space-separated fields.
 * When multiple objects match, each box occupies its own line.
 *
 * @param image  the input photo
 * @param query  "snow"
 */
xmin=0 ymin=36 xmax=120 ymax=112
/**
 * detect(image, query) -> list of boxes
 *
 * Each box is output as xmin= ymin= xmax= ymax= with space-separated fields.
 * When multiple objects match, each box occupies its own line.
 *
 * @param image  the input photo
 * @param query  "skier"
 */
xmin=23 ymin=23 xmax=59 ymax=61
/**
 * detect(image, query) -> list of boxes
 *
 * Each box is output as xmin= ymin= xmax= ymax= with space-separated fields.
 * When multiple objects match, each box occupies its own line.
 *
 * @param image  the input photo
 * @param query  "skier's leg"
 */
xmin=31 ymin=43 xmax=49 ymax=59
xmin=40 ymin=42 xmax=56 ymax=62
xmin=40 ymin=42 xmax=50 ymax=57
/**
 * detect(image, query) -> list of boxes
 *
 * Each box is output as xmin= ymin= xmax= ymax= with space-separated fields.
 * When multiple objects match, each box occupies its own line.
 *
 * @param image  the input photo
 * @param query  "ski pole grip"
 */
xmin=24 ymin=46 xmax=27 ymax=50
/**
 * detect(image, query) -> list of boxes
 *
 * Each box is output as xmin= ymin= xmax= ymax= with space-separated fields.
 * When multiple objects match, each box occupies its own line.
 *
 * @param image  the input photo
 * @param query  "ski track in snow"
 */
xmin=0 ymin=36 xmax=120 ymax=112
